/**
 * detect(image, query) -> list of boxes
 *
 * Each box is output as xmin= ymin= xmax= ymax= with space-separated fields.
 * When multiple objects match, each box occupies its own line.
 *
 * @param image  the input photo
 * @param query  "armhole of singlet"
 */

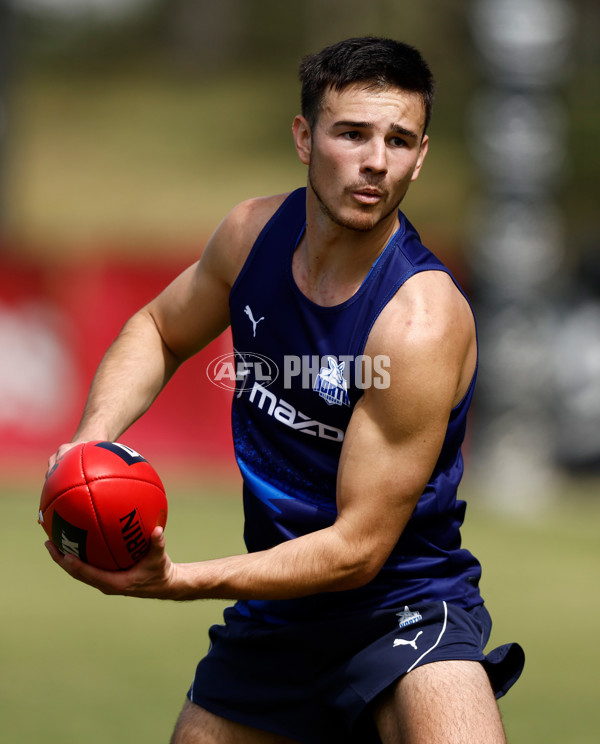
xmin=229 ymin=189 xmax=303 ymax=301
xmin=357 ymin=264 xmax=479 ymax=413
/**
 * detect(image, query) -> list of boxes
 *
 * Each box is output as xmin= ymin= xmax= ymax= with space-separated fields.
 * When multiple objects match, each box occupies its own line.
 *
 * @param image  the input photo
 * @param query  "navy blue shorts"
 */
xmin=187 ymin=601 xmax=524 ymax=744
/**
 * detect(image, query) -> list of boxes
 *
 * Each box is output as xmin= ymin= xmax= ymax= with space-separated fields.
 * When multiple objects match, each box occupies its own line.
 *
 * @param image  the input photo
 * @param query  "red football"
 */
xmin=39 ymin=441 xmax=168 ymax=570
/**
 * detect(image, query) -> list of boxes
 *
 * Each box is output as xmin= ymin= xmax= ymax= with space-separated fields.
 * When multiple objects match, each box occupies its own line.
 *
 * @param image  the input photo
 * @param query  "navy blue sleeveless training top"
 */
xmin=229 ymin=188 xmax=482 ymax=623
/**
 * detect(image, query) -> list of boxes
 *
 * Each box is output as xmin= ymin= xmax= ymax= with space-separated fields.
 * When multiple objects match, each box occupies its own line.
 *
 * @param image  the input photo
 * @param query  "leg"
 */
xmin=373 ymin=660 xmax=506 ymax=744
xmin=170 ymin=699 xmax=300 ymax=744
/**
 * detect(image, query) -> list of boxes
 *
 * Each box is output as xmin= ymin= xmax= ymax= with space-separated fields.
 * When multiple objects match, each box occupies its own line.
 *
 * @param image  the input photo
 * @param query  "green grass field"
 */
xmin=3 ymin=476 xmax=599 ymax=743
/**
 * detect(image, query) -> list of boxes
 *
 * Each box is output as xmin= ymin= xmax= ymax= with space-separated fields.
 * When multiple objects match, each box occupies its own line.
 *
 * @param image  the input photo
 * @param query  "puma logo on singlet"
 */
xmin=393 ymin=631 xmax=423 ymax=650
xmin=244 ymin=305 xmax=265 ymax=337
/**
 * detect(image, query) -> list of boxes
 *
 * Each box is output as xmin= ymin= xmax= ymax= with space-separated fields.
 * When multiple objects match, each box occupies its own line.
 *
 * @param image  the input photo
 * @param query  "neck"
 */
xmin=292 ymin=193 xmax=400 ymax=307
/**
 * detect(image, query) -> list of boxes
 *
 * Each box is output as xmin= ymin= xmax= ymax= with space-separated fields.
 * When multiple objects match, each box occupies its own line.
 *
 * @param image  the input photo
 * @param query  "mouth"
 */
xmin=351 ymin=188 xmax=385 ymax=205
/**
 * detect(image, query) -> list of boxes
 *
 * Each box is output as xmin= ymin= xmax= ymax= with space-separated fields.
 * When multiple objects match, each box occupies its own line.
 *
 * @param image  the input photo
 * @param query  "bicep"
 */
xmin=143 ymin=195 xmax=288 ymax=363
xmin=334 ymin=385 xmax=450 ymax=570
xmin=146 ymin=258 xmax=232 ymax=363
xmin=334 ymin=279 xmax=475 ymax=568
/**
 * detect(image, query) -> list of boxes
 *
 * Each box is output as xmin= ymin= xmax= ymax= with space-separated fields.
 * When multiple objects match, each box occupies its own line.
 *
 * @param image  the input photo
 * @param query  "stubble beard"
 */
xmin=308 ymin=169 xmax=404 ymax=234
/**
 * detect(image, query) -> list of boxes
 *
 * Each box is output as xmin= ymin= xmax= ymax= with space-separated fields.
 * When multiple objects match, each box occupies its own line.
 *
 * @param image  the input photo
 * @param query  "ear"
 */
xmin=410 ymin=134 xmax=429 ymax=183
xmin=292 ymin=115 xmax=312 ymax=165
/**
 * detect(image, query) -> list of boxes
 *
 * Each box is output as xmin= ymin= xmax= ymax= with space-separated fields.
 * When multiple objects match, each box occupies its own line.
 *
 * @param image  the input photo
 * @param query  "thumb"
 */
xmin=147 ymin=525 xmax=166 ymax=556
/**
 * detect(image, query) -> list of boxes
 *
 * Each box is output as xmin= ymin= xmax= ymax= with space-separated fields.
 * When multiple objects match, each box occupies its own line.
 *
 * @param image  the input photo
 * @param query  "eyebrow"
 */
xmin=332 ymin=120 xmax=420 ymax=140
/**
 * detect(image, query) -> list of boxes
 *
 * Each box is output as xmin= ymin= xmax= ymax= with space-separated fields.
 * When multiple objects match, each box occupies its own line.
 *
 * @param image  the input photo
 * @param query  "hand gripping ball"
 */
xmin=39 ymin=441 xmax=168 ymax=570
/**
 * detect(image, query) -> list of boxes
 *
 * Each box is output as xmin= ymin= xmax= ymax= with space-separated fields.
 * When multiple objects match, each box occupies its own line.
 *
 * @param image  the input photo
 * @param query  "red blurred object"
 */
xmin=0 ymin=251 xmax=235 ymax=476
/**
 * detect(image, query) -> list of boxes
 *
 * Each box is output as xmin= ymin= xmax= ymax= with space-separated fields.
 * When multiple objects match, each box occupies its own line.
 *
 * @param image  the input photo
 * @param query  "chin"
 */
xmin=340 ymin=214 xmax=381 ymax=232
xmin=334 ymin=202 xmax=399 ymax=233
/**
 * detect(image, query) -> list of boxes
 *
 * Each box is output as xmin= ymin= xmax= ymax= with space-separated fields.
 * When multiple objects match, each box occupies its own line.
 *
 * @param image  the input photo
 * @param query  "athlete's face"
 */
xmin=293 ymin=84 xmax=429 ymax=233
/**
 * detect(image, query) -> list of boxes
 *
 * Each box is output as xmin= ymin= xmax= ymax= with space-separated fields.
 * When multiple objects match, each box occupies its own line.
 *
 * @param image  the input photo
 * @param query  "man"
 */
xmin=46 ymin=37 xmax=524 ymax=744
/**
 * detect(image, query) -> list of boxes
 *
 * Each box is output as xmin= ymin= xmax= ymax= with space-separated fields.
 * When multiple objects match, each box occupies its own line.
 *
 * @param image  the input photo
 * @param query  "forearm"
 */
xmin=47 ymin=512 xmax=399 ymax=603
xmin=74 ymin=309 xmax=181 ymax=442
xmin=168 ymin=523 xmax=380 ymax=602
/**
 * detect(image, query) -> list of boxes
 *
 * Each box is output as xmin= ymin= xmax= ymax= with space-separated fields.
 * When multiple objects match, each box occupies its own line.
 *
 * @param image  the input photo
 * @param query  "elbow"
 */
xmin=332 ymin=552 xmax=384 ymax=592
xmin=326 ymin=523 xmax=391 ymax=592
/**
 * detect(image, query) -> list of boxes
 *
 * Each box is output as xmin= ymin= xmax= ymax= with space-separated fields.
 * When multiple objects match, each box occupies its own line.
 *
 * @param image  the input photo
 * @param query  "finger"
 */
xmin=44 ymin=541 xmax=88 ymax=582
xmin=139 ymin=525 xmax=164 ymax=559
xmin=45 ymin=539 xmax=65 ymax=564
xmin=46 ymin=454 xmax=59 ymax=478
xmin=45 ymin=540 xmax=120 ymax=592
xmin=45 ymin=540 xmax=86 ymax=577
xmin=45 ymin=532 xmax=172 ymax=599
xmin=46 ymin=443 xmax=77 ymax=477
xmin=151 ymin=524 xmax=165 ymax=545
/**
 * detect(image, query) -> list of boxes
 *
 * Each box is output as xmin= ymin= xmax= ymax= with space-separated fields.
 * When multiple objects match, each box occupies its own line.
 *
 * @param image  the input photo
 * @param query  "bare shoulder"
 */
xmin=202 ymin=193 xmax=290 ymax=286
xmin=365 ymin=269 xmax=477 ymax=409
xmin=368 ymin=270 xmax=474 ymax=349
xmin=145 ymin=193 xmax=291 ymax=359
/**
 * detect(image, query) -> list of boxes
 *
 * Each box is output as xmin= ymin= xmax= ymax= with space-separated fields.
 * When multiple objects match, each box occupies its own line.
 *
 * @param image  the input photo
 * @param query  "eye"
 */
xmin=389 ymin=136 xmax=408 ymax=148
xmin=342 ymin=130 xmax=362 ymax=141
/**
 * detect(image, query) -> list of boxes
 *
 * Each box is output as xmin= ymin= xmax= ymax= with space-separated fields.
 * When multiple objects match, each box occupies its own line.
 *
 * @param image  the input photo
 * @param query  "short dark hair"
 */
xmin=299 ymin=37 xmax=435 ymax=135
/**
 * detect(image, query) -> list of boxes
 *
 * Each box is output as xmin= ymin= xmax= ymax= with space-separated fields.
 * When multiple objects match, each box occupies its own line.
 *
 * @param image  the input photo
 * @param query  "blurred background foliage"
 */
xmin=1 ymin=0 xmax=597 ymax=261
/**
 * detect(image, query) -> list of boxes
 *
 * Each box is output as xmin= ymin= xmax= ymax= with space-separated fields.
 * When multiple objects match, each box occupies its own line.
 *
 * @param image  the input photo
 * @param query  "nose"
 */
xmin=362 ymin=138 xmax=388 ymax=175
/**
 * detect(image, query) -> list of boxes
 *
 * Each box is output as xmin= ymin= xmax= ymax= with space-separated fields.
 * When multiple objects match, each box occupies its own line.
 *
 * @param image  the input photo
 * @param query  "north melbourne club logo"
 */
xmin=313 ymin=357 xmax=350 ymax=407
xmin=396 ymin=606 xmax=423 ymax=629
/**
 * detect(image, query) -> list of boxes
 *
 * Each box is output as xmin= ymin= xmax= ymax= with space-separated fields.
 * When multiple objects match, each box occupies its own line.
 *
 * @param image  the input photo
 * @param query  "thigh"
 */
xmin=170 ymin=699 xmax=301 ymax=744
xmin=373 ymin=660 xmax=506 ymax=744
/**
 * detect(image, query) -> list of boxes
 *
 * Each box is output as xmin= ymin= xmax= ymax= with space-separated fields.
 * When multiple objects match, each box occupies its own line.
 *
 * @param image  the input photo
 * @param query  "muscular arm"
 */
xmin=49 ymin=271 xmax=477 ymax=601
xmin=172 ymin=271 xmax=477 ymax=599
xmin=70 ymin=263 xmax=230 ymax=445
xmin=52 ymin=196 xmax=283 ymax=456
